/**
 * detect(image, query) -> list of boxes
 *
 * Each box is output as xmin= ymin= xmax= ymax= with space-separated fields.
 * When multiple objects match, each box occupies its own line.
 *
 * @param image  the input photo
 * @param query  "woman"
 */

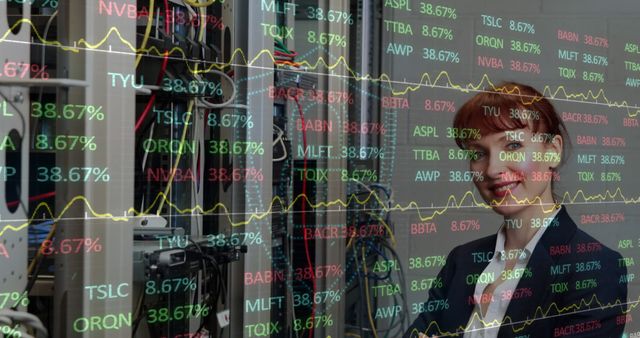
xmin=404 ymin=82 xmax=628 ymax=338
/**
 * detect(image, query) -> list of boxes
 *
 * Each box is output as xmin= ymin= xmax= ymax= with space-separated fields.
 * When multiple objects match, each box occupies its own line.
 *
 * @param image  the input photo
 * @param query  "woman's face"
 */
xmin=465 ymin=127 xmax=562 ymax=217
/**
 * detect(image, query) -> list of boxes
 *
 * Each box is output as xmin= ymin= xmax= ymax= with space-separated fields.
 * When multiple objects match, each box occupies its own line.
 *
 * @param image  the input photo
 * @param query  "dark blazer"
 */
xmin=404 ymin=206 xmax=628 ymax=338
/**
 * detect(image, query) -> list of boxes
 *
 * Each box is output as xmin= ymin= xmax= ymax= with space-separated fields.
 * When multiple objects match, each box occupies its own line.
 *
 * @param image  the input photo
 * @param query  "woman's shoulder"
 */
xmin=566 ymin=226 xmax=623 ymax=262
xmin=544 ymin=206 xmax=623 ymax=262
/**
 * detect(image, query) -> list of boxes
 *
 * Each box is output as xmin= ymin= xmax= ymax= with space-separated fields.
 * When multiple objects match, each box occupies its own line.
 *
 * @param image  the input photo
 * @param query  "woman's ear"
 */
xmin=546 ymin=134 xmax=563 ymax=169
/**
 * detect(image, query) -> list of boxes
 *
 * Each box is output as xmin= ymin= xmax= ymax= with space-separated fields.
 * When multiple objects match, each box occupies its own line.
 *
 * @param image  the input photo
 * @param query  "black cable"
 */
xmin=192 ymin=244 xmax=228 ymax=337
xmin=378 ymin=240 xmax=410 ymax=330
xmin=352 ymin=239 xmax=367 ymax=338
xmin=188 ymin=239 xmax=208 ymax=301
xmin=131 ymin=292 xmax=146 ymax=336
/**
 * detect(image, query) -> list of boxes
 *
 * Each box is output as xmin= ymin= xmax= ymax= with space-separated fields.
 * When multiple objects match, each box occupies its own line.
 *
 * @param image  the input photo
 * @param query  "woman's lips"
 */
xmin=490 ymin=181 xmax=520 ymax=198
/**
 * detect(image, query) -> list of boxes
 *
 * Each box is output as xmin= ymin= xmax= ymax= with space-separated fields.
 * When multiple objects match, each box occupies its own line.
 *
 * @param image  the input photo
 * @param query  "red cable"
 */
xmin=293 ymin=94 xmax=316 ymax=338
xmin=135 ymin=0 xmax=170 ymax=132
xmin=274 ymin=50 xmax=298 ymax=58
xmin=6 ymin=191 xmax=56 ymax=208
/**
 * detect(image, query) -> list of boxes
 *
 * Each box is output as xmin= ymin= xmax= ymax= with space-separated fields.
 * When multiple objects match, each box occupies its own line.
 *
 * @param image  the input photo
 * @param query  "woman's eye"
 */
xmin=470 ymin=150 xmax=485 ymax=161
xmin=506 ymin=142 xmax=522 ymax=151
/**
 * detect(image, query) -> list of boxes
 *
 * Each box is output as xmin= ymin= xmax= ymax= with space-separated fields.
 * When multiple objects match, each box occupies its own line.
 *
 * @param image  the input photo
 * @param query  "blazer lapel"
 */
xmin=498 ymin=245 xmax=555 ymax=336
xmin=442 ymin=238 xmax=496 ymax=336
xmin=498 ymin=206 xmax=577 ymax=337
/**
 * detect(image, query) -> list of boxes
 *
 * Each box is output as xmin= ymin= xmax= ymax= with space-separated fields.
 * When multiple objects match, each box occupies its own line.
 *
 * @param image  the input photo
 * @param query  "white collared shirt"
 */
xmin=463 ymin=207 xmax=562 ymax=338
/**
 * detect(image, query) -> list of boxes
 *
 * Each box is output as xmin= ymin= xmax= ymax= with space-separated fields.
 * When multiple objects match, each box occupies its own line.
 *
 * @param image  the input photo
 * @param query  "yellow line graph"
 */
xmin=409 ymin=293 xmax=636 ymax=337
xmin=0 ymin=187 xmax=637 ymax=238
xmin=5 ymin=19 xmax=640 ymax=116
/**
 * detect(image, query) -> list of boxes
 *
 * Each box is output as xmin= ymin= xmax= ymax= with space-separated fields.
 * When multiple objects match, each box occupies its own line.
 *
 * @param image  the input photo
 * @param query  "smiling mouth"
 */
xmin=491 ymin=182 xmax=520 ymax=197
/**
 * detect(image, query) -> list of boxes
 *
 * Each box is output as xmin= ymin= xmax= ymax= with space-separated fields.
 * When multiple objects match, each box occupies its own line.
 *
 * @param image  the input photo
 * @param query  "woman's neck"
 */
xmin=503 ymin=193 xmax=558 ymax=251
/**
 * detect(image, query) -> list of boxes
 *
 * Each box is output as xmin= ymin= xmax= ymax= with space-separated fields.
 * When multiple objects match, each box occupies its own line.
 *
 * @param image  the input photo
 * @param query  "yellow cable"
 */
xmin=346 ymin=213 xmax=396 ymax=250
xmin=368 ymin=213 xmax=397 ymax=247
xmin=28 ymin=222 xmax=57 ymax=275
xmin=362 ymin=246 xmax=380 ymax=338
xmin=198 ymin=4 xmax=206 ymax=43
xmin=183 ymin=0 xmax=216 ymax=7
xmin=346 ymin=229 xmax=356 ymax=249
xmin=156 ymin=100 xmax=195 ymax=215
xmin=135 ymin=0 xmax=155 ymax=67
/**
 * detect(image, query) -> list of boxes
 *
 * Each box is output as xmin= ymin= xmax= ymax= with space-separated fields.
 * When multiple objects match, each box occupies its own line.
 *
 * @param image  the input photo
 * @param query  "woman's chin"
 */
xmin=484 ymin=195 xmax=527 ymax=216
xmin=490 ymin=204 xmax=524 ymax=217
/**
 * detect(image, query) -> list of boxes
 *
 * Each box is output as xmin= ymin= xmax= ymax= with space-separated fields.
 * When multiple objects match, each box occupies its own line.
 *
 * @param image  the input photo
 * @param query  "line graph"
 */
xmin=0 ymin=187 xmax=637 ymax=238
xmin=3 ymin=19 xmax=640 ymax=115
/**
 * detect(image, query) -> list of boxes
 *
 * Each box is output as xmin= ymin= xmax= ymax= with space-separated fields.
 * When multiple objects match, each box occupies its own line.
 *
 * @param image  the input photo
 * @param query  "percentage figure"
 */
xmin=36 ymin=166 xmax=110 ymax=182
xmin=509 ymin=20 xmax=536 ymax=34
xmin=0 ymin=324 xmax=20 ymax=338
xmin=307 ymin=31 xmax=347 ymax=47
xmin=84 ymin=238 xmax=103 ymax=252
xmin=510 ymin=60 xmax=541 ymax=74
xmin=583 ymin=53 xmax=608 ymax=66
xmin=426 ymin=299 xmax=450 ymax=312
xmin=35 ymin=134 xmax=99 ymax=152
xmin=162 ymin=78 xmax=224 ymax=96
xmin=78 ymin=136 xmax=97 ymax=151
xmin=421 ymin=25 xmax=454 ymax=40
xmin=208 ymin=141 xmax=265 ymax=155
xmin=422 ymin=48 xmax=460 ymax=63
xmin=424 ymin=99 xmax=456 ymax=112
xmin=303 ymin=90 xmax=354 ymax=105
xmin=181 ymin=277 xmax=197 ymax=291
xmin=449 ymin=170 xmax=484 ymax=182
xmin=31 ymin=64 xmax=50 ymax=79
xmin=207 ymin=82 xmax=223 ymax=96
xmin=341 ymin=169 xmax=378 ymax=181
xmin=344 ymin=13 xmax=354 ymax=24
xmin=32 ymin=104 xmax=105 ymax=120
xmin=146 ymin=277 xmax=197 ymax=295
xmin=510 ymin=40 xmax=542 ymax=54
xmin=207 ymin=113 xmax=254 ymax=128
xmin=584 ymin=34 xmax=608 ymax=48
xmin=411 ymin=279 xmax=429 ymax=291
xmin=193 ymin=304 xmax=210 ymax=317
xmin=601 ymin=155 xmax=625 ymax=165
xmin=306 ymin=7 xmax=353 ymax=25
xmin=90 ymin=167 xmax=110 ymax=181
xmin=510 ymin=108 xmax=540 ymax=120
xmin=341 ymin=146 xmax=384 ymax=159
xmin=39 ymin=237 xmax=102 ymax=256
xmin=531 ymin=151 xmax=560 ymax=162
xmin=245 ymin=232 xmax=264 ymax=245
xmin=420 ymin=3 xmax=457 ymax=19
xmin=208 ymin=16 xmax=224 ymax=29
xmin=582 ymin=71 xmax=605 ymax=83
xmin=242 ymin=115 xmax=254 ymax=128
xmin=602 ymin=136 xmax=626 ymax=147
xmin=601 ymin=172 xmax=622 ymax=182
xmin=0 ymin=61 xmax=50 ymax=79
xmin=447 ymin=127 xmax=481 ymax=140
xmin=207 ymin=232 xmax=264 ymax=247
xmin=345 ymin=92 xmax=354 ymax=104
xmin=328 ymin=290 xmax=341 ymax=302
xmin=294 ymin=314 xmax=335 ymax=331
xmin=208 ymin=168 xmax=265 ymax=182
xmin=319 ymin=314 xmax=333 ymax=326
xmin=0 ymin=291 xmax=29 ymax=309
xmin=451 ymin=219 xmax=481 ymax=232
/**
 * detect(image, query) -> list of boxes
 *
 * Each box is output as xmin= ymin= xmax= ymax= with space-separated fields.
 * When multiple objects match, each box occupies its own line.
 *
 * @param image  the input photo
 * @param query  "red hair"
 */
xmin=453 ymin=82 xmax=570 ymax=164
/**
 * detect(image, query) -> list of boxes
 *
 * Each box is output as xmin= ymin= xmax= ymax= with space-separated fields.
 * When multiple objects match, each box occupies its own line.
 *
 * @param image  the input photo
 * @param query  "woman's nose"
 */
xmin=483 ymin=152 xmax=508 ymax=180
